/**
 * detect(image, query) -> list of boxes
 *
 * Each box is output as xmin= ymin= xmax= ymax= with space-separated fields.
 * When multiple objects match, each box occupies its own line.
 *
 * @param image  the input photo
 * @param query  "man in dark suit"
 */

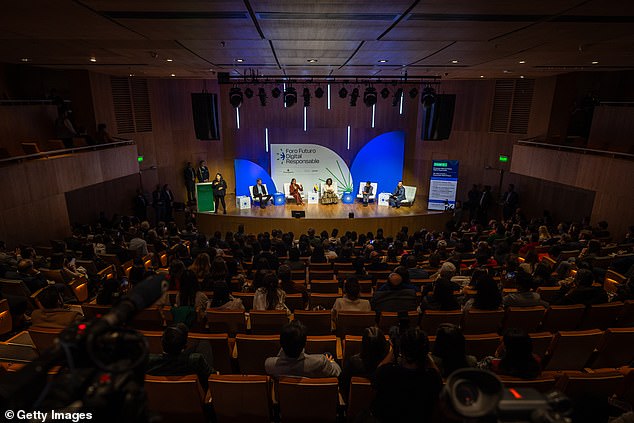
xmin=478 ymin=185 xmax=493 ymax=224
xmin=389 ymin=181 xmax=406 ymax=208
xmin=197 ymin=160 xmax=210 ymax=183
xmin=252 ymin=178 xmax=272 ymax=209
xmin=502 ymin=184 xmax=519 ymax=221
xmin=146 ymin=323 xmax=214 ymax=390
xmin=184 ymin=162 xmax=197 ymax=203
xmin=372 ymin=272 xmax=418 ymax=312
xmin=134 ymin=189 xmax=148 ymax=221
xmin=4 ymin=259 xmax=48 ymax=294
xmin=152 ymin=185 xmax=166 ymax=225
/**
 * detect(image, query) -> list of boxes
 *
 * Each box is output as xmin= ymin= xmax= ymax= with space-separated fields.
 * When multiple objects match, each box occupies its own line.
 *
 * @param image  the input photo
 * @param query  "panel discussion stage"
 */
xmin=197 ymin=194 xmax=449 ymax=236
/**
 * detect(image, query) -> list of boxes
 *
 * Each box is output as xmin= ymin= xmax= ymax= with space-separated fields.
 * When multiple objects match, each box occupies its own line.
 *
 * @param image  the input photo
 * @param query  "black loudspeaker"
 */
xmin=348 ymin=212 xmax=355 ymax=219
xmin=191 ymin=93 xmax=220 ymax=140
xmin=292 ymin=211 xmax=306 ymax=218
xmin=421 ymin=94 xmax=456 ymax=140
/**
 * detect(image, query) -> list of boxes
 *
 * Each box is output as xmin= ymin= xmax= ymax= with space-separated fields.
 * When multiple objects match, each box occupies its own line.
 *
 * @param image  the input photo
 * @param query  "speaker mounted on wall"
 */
xmin=421 ymin=94 xmax=456 ymax=140
xmin=191 ymin=93 xmax=220 ymax=140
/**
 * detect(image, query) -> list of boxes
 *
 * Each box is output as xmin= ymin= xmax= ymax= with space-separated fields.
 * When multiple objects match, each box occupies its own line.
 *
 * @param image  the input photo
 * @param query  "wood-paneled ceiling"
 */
xmin=1 ymin=0 xmax=633 ymax=79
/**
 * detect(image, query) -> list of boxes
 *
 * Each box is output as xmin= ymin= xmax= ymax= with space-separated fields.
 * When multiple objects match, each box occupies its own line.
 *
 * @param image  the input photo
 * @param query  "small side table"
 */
xmin=307 ymin=192 xmax=319 ymax=204
xmin=273 ymin=192 xmax=286 ymax=206
xmin=378 ymin=192 xmax=391 ymax=206
xmin=341 ymin=192 xmax=354 ymax=204
xmin=236 ymin=195 xmax=251 ymax=209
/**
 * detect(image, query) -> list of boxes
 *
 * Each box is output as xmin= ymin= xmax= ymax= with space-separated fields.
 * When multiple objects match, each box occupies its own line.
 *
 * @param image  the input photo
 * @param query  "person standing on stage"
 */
xmin=362 ymin=181 xmax=373 ymax=207
xmin=212 ymin=173 xmax=227 ymax=214
xmin=289 ymin=178 xmax=304 ymax=205
xmin=252 ymin=178 xmax=273 ymax=209
xmin=197 ymin=160 xmax=210 ymax=183
xmin=389 ymin=181 xmax=406 ymax=208
xmin=152 ymin=184 xmax=166 ymax=225
xmin=184 ymin=162 xmax=197 ymax=203
xmin=321 ymin=178 xmax=338 ymax=205
xmin=162 ymin=184 xmax=175 ymax=221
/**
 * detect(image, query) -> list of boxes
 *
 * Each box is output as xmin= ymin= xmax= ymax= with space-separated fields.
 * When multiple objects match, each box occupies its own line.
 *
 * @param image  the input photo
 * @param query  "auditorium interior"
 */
xmin=0 ymin=1 xmax=634 ymax=422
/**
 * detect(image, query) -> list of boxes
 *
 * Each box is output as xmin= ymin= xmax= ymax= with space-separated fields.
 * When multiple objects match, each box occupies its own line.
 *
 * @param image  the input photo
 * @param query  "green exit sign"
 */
xmin=137 ymin=155 xmax=144 ymax=163
xmin=499 ymin=154 xmax=509 ymax=163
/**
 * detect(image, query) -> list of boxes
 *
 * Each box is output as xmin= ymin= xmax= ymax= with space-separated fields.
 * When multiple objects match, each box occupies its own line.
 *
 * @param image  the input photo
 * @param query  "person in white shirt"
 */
xmin=332 ymin=277 xmax=371 ymax=322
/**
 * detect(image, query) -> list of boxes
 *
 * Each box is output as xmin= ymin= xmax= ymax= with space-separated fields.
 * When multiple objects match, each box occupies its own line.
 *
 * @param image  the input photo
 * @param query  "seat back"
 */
xmin=69 ymin=277 xmax=89 ymax=303
xmin=336 ymin=312 xmax=376 ymax=337
xmin=144 ymin=375 xmax=206 ymax=423
xmin=294 ymin=310 xmax=332 ymax=335
xmin=21 ymin=142 xmax=40 ymax=154
xmin=529 ymin=332 xmax=554 ymax=358
xmin=402 ymin=185 xmax=417 ymax=204
xmin=206 ymin=310 xmax=246 ymax=336
xmin=232 ymin=292 xmax=254 ymax=311
xmin=343 ymin=335 xmax=363 ymax=363
xmin=540 ymin=305 xmax=585 ymax=333
xmin=128 ymin=306 xmax=165 ymax=331
xmin=277 ymin=377 xmax=339 ymax=423
xmin=250 ymin=310 xmax=289 ymax=335
xmin=464 ymin=334 xmax=502 ymax=361
xmin=544 ymin=329 xmax=604 ymax=370
xmin=309 ymin=294 xmax=339 ymax=310
xmin=0 ymin=299 xmax=13 ymax=335
xmin=82 ymin=303 xmax=111 ymax=320
xmin=462 ymin=309 xmax=504 ymax=334
xmin=590 ymin=328 xmax=634 ymax=368
xmin=189 ymin=333 xmax=234 ymax=374
xmin=0 ymin=278 xmax=31 ymax=299
xmin=309 ymin=270 xmax=335 ymax=281
xmin=310 ymin=281 xmax=339 ymax=293
xmin=285 ymin=294 xmax=305 ymax=313
xmin=249 ymin=184 xmax=269 ymax=203
xmin=348 ymin=377 xmax=374 ymax=422
xmin=535 ymin=286 xmax=560 ymax=303
xmin=235 ymin=334 xmax=280 ymax=374
xmin=209 ymin=375 xmax=272 ymax=423
xmin=305 ymin=335 xmax=337 ymax=356
xmin=28 ymin=327 xmax=62 ymax=354
xmin=420 ymin=310 xmax=463 ymax=335
xmin=579 ymin=302 xmax=624 ymax=330
xmin=378 ymin=311 xmax=420 ymax=332
xmin=502 ymin=306 xmax=546 ymax=333
xmin=554 ymin=370 xmax=624 ymax=401
xmin=498 ymin=375 xmax=558 ymax=393
xmin=618 ymin=300 xmax=634 ymax=327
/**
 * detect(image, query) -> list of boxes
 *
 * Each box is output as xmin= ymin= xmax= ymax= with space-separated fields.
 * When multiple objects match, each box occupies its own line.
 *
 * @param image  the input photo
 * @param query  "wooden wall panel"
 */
xmin=588 ymin=105 xmax=634 ymax=154
xmin=0 ymin=105 xmax=58 ymax=155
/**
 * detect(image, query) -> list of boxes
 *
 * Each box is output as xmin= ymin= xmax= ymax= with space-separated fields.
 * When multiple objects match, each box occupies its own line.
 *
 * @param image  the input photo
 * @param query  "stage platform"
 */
xmin=196 ymin=195 xmax=450 ymax=236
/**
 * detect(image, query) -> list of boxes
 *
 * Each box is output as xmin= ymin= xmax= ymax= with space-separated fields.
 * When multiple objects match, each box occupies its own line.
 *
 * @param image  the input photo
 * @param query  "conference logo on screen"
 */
xmin=276 ymin=147 xmax=320 ymax=166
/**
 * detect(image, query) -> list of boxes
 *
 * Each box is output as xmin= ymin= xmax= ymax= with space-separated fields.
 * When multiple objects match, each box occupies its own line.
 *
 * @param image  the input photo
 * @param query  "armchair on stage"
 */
xmin=248 ymin=184 xmax=269 ymax=207
xmin=400 ymin=185 xmax=417 ymax=206
xmin=283 ymin=183 xmax=307 ymax=204
xmin=356 ymin=182 xmax=378 ymax=203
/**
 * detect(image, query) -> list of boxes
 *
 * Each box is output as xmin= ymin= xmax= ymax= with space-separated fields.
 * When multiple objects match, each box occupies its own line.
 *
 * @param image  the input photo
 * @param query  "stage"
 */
xmin=196 ymin=195 xmax=450 ymax=236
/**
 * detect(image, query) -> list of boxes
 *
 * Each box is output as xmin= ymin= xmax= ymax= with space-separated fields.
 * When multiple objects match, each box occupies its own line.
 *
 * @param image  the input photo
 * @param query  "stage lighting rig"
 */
xmin=258 ymin=87 xmax=267 ymax=106
xmin=350 ymin=88 xmax=359 ymax=106
xmin=229 ymin=87 xmax=243 ymax=108
xmin=271 ymin=87 xmax=282 ymax=98
xmin=339 ymin=87 xmax=348 ymax=99
xmin=314 ymin=86 xmax=324 ymax=98
xmin=380 ymin=87 xmax=390 ymax=99
xmin=244 ymin=87 xmax=254 ymax=99
xmin=302 ymin=88 xmax=311 ymax=107
xmin=392 ymin=88 xmax=403 ymax=107
xmin=422 ymin=86 xmax=436 ymax=108
xmin=409 ymin=87 xmax=419 ymax=99
xmin=363 ymin=87 xmax=377 ymax=107
xmin=284 ymin=86 xmax=297 ymax=107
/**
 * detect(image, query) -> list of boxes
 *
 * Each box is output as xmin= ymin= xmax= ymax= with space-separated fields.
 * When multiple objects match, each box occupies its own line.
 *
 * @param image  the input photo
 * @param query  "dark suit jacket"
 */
xmin=184 ymin=167 xmax=196 ymax=185
xmin=372 ymin=288 xmax=419 ymax=312
xmin=147 ymin=348 xmax=214 ymax=390
xmin=392 ymin=186 xmax=406 ymax=201
xmin=252 ymin=184 xmax=268 ymax=196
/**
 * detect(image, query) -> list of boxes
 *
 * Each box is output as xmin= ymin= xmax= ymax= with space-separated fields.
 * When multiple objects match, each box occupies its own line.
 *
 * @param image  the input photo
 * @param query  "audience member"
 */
xmin=503 ymin=272 xmax=549 ymax=307
xmin=372 ymin=272 xmax=418 ymax=312
xmin=332 ymin=277 xmax=371 ymax=321
xmin=253 ymin=272 xmax=288 ymax=311
xmin=478 ymin=328 xmax=541 ymax=379
xmin=552 ymin=268 xmax=608 ymax=305
xmin=31 ymin=286 xmax=82 ymax=329
xmin=339 ymin=326 xmax=389 ymax=398
xmin=431 ymin=324 xmax=477 ymax=378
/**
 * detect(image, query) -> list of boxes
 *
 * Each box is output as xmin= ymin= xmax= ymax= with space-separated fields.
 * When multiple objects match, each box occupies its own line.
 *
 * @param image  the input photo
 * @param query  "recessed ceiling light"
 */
xmin=129 ymin=73 xmax=135 ymax=77
xmin=520 ymin=75 xmax=525 ymax=79
xmin=170 ymin=73 xmax=176 ymax=77
xmin=503 ymin=70 xmax=510 ymax=73
xmin=20 ymin=58 xmax=31 ymax=62
xmin=89 ymin=57 xmax=96 ymax=62
xmin=480 ymin=75 xmax=484 ymax=78
xmin=307 ymin=59 xmax=318 ymax=63
xmin=236 ymin=58 xmax=244 ymax=63
xmin=378 ymin=59 xmax=388 ymax=63
xmin=451 ymin=60 xmax=459 ymax=64
xmin=591 ymin=61 xmax=599 ymax=64
xmin=518 ymin=60 xmax=526 ymax=64
xmin=166 ymin=58 xmax=173 ymax=62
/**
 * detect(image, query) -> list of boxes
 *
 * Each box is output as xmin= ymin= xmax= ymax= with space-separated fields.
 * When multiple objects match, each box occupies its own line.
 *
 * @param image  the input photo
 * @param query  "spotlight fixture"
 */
xmin=170 ymin=73 xmax=176 ymax=77
xmin=378 ymin=59 xmax=388 ymax=63
xmin=244 ymin=87 xmax=254 ymax=99
xmin=338 ymin=87 xmax=348 ymax=99
xmin=421 ymin=86 xmax=436 ymax=108
xmin=392 ymin=88 xmax=403 ymax=107
xmin=451 ymin=60 xmax=459 ymax=64
xmin=518 ymin=60 xmax=526 ymax=64
xmin=229 ymin=87 xmax=243 ymax=108
xmin=314 ymin=87 xmax=324 ymax=99
xmin=89 ymin=57 xmax=97 ymax=62
xmin=591 ymin=60 xmax=599 ymax=64
xmin=284 ymin=86 xmax=297 ymax=107
xmin=258 ymin=87 xmax=267 ymax=106
xmin=166 ymin=58 xmax=173 ymax=62
xmin=236 ymin=58 xmax=244 ymax=63
xmin=271 ymin=87 xmax=282 ymax=98
xmin=350 ymin=88 xmax=359 ymax=106
xmin=20 ymin=58 xmax=31 ymax=62
xmin=302 ymin=88 xmax=311 ymax=107
xmin=409 ymin=87 xmax=419 ymax=99
xmin=380 ymin=87 xmax=390 ymax=99
xmin=307 ymin=59 xmax=318 ymax=63
xmin=363 ymin=87 xmax=377 ymax=107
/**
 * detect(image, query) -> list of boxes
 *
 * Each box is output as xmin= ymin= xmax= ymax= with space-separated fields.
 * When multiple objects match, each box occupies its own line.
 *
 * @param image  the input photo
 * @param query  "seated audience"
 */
xmin=146 ymin=323 xmax=214 ymax=390
xmin=463 ymin=269 xmax=502 ymax=311
xmin=478 ymin=328 xmax=541 ymax=379
xmin=420 ymin=277 xmax=461 ymax=311
xmin=372 ymin=327 xmax=442 ymax=423
xmin=503 ymin=272 xmax=549 ymax=307
xmin=253 ymin=272 xmax=289 ymax=312
xmin=265 ymin=320 xmax=341 ymax=378
xmin=4 ymin=259 xmax=48 ymax=293
xmin=552 ymin=268 xmax=608 ymax=305
xmin=372 ymin=273 xmax=419 ymax=312
xmin=332 ymin=277 xmax=371 ymax=321
xmin=339 ymin=326 xmax=389 ymax=398
xmin=31 ymin=286 xmax=82 ymax=329
xmin=95 ymin=277 xmax=123 ymax=305
xmin=431 ymin=323 xmax=477 ymax=378
xmin=173 ymin=269 xmax=209 ymax=326
xmin=405 ymin=255 xmax=429 ymax=280
xmin=209 ymin=280 xmax=244 ymax=310
xmin=284 ymin=247 xmax=305 ymax=271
